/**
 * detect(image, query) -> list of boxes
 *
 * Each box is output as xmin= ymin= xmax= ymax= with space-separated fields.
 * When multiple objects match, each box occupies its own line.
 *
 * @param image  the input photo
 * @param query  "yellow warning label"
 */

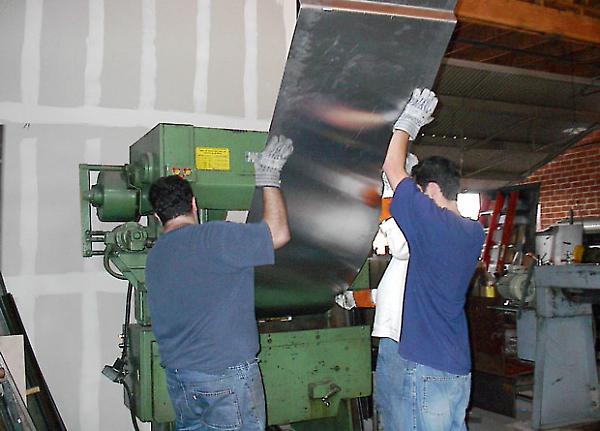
xmin=195 ymin=147 xmax=231 ymax=171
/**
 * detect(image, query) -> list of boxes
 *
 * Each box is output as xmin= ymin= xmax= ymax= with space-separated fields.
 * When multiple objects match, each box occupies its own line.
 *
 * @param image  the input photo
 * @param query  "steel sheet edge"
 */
xmin=250 ymin=0 xmax=457 ymax=317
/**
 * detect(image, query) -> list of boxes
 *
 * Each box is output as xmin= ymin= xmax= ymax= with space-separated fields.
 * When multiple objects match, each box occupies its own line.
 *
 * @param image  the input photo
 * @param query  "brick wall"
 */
xmin=520 ymin=130 xmax=600 ymax=230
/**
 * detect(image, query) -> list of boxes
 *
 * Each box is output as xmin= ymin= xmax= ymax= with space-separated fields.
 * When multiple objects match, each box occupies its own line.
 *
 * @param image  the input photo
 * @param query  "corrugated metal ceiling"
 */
xmin=415 ymin=58 xmax=600 ymax=190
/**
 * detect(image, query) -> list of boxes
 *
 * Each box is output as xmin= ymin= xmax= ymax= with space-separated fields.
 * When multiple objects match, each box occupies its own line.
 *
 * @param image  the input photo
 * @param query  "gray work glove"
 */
xmin=381 ymin=153 xmax=419 ymax=198
xmin=247 ymin=135 xmax=294 ymax=188
xmin=382 ymin=172 xmax=394 ymax=199
xmin=335 ymin=291 xmax=356 ymax=310
xmin=393 ymin=88 xmax=438 ymax=140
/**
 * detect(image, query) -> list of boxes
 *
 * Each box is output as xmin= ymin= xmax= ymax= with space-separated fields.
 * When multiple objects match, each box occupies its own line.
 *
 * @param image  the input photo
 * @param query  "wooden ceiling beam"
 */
xmin=543 ymin=0 xmax=600 ymax=19
xmin=456 ymin=0 xmax=600 ymax=45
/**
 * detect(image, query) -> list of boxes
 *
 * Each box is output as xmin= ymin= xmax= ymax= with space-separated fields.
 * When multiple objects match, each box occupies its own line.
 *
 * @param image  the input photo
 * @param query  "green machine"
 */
xmin=79 ymin=124 xmax=372 ymax=430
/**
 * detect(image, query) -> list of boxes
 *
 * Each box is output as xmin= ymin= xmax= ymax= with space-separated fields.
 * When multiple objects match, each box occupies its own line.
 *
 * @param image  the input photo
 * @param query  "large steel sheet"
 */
xmin=251 ymin=0 xmax=457 ymax=317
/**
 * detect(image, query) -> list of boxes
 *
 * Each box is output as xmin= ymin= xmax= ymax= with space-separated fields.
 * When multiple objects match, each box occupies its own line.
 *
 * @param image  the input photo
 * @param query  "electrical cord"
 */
xmin=121 ymin=283 xmax=140 ymax=431
xmin=102 ymin=283 xmax=140 ymax=431
xmin=121 ymin=283 xmax=133 ymax=361
xmin=100 ymin=243 xmax=143 ymax=430
xmin=103 ymin=246 xmax=127 ymax=280
xmin=123 ymin=381 xmax=140 ymax=431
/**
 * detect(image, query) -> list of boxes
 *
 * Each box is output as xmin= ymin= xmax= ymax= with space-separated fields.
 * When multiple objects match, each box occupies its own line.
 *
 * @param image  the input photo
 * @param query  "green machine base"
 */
xmin=128 ymin=325 xmax=371 ymax=429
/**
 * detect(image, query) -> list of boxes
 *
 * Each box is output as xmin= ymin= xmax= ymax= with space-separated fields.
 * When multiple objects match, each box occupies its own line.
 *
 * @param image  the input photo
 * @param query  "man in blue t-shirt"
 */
xmin=376 ymin=89 xmax=485 ymax=431
xmin=145 ymin=135 xmax=293 ymax=431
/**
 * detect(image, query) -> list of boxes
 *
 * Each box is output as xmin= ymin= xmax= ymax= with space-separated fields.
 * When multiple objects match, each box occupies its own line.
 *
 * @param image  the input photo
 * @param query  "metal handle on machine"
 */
xmin=309 ymin=380 xmax=342 ymax=407
xmin=320 ymin=383 xmax=341 ymax=407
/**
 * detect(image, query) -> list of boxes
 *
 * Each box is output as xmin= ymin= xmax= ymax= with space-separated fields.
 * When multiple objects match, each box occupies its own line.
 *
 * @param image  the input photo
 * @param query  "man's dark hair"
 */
xmin=148 ymin=175 xmax=194 ymax=224
xmin=412 ymin=156 xmax=461 ymax=200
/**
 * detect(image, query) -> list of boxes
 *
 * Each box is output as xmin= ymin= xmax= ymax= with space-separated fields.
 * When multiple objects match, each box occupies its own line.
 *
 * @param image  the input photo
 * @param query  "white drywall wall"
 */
xmin=0 ymin=0 xmax=295 ymax=429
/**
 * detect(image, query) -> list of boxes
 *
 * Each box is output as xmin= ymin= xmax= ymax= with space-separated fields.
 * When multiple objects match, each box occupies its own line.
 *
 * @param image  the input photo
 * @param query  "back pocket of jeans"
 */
xmin=421 ymin=376 xmax=455 ymax=417
xmin=192 ymin=388 xmax=242 ymax=430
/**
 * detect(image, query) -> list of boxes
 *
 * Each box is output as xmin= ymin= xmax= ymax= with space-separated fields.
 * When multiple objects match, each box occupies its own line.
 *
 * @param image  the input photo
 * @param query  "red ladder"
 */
xmin=481 ymin=191 xmax=519 ymax=276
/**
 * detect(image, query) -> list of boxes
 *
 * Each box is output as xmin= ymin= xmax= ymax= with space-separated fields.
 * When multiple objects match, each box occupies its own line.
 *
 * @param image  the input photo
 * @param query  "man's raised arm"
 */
xmin=248 ymin=134 xmax=293 ymax=249
xmin=383 ymin=88 xmax=438 ymax=191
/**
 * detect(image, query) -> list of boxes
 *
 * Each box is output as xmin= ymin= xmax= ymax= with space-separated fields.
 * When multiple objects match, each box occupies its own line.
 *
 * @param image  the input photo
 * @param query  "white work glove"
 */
xmin=335 ymin=291 xmax=356 ymax=310
xmin=372 ymin=229 xmax=388 ymax=255
xmin=381 ymin=153 xmax=419 ymax=198
xmin=379 ymin=218 xmax=409 ymax=259
xmin=393 ymin=88 xmax=438 ymax=140
xmin=335 ymin=289 xmax=378 ymax=309
xmin=372 ymin=218 xmax=410 ymax=258
xmin=382 ymin=172 xmax=394 ymax=199
xmin=247 ymin=135 xmax=294 ymax=187
xmin=405 ymin=153 xmax=419 ymax=175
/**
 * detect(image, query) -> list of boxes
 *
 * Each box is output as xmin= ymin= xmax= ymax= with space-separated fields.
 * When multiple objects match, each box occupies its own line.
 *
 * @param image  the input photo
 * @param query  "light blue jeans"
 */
xmin=375 ymin=338 xmax=471 ymax=431
xmin=165 ymin=359 xmax=266 ymax=431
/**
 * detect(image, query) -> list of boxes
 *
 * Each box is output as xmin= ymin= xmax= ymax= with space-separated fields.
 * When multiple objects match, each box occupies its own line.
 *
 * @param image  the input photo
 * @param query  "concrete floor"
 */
xmin=360 ymin=397 xmax=600 ymax=431
xmin=467 ymin=397 xmax=530 ymax=431
xmin=467 ymin=398 xmax=600 ymax=431
xmin=284 ymin=398 xmax=600 ymax=430
xmin=468 ymin=407 xmax=529 ymax=431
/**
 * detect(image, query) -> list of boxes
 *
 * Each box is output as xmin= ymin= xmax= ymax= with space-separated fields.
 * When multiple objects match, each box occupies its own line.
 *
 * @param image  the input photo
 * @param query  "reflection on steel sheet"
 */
xmin=250 ymin=0 xmax=457 ymax=317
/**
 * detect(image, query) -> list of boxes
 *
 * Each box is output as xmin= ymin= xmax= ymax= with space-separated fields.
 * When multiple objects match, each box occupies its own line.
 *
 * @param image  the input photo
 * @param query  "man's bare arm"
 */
xmin=263 ymin=186 xmax=291 ymax=249
xmin=383 ymin=88 xmax=438 ymax=192
xmin=382 ymin=130 xmax=410 ymax=191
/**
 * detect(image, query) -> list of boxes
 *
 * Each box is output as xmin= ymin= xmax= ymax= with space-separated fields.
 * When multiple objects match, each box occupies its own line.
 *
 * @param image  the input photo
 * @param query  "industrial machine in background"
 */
xmin=473 ymin=191 xmax=600 ymax=429
xmin=513 ymin=224 xmax=600 ymax=429
xmin=502 ymin=264 xmax=600 ymax=430
xmin=525 ymin=265 xmax=600 ymax=429
xmin=536 ymin=219 xmax=600 ymax=266
xmin=79 ymin=124 xmax=371 ymax=430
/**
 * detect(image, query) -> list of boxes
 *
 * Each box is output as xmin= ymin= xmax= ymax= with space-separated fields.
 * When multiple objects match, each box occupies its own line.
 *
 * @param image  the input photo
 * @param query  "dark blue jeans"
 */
xmin=165 ymin=359 xmax=266 ymax=431
xmin=375 ymin=338 xmax=471 ymax=431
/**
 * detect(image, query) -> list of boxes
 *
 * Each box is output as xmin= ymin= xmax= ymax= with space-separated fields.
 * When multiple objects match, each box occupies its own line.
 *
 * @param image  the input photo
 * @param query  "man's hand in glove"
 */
xmin=247 ymin=135 xmax=294 ymax=188
xmin=393 ymin=88 xmax=438 ymax=140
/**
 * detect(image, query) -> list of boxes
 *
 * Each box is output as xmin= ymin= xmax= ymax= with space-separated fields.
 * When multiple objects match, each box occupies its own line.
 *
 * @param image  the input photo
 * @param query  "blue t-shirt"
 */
xmin=145 ymin=221 xmax=274 ymax=373
xmin=390 ymin=178 xmax=485 ymax=375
